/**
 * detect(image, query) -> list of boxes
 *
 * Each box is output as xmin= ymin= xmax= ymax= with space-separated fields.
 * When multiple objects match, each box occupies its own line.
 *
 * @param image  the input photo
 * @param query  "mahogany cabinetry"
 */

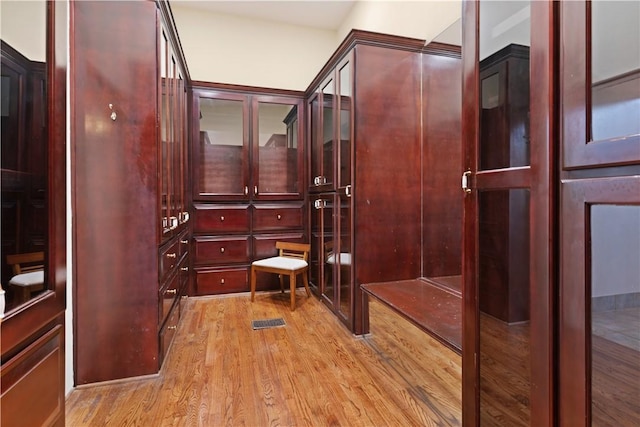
xmin=308 ymin=32 xmax=429 ymax=334
xmin=191 ymin=87 xmax=305 ymax=295
xmin=72 ymin=0 xmax=189 ymax=384
xmin=1 ymin=1 xmax=67 ymax=425
xmin=478 ymin=44 xmax=530 ymax=323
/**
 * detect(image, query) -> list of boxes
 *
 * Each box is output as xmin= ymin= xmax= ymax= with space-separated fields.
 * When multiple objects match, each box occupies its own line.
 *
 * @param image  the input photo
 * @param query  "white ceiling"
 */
xmin=173 ymin=1 xmax=357 ymax=31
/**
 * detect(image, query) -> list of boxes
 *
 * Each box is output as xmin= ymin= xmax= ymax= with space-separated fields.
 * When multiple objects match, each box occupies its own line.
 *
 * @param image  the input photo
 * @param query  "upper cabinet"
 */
xmin=561 ymin=0 xmax=640 ymax=169
xmin=192 ymin=89 xmax=304 ymax=202
xmin=308 ymin=52 xmax=353 ymax=193
xmin=160 ymin=24 xmax=189 ymax=240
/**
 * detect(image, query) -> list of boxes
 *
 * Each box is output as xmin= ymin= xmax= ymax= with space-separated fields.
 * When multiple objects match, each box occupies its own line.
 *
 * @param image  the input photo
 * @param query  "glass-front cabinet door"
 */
xmin=193 ymin=91 xmax=249 ymax=201
xmin=160 ymin=25 xmax=189 ymax=239
xmin=252 ymin=96 xmax=303 ymax=200
xmin=559 ymin=1 xmax=640 ymax=425
xmin=309 ymin=75 xmax=335 ymax=192
xmin=337 ymin=53 xmax=353 ymax=191
xmin=462 ymin=0 xmax=554 ymax=425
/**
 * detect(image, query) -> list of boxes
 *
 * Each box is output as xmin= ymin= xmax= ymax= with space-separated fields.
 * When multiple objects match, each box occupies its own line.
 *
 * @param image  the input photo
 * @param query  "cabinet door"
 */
xmin=192 ymin=91 xmax=249 ymax=201
xmin=311 ymin=193 xmax=335 ymax=305
xmin=561 ymin=1 xmax=640 ymax=169
xmin=336 ymin=192 xmax=352 ymax=327
xmin=309 ymin=75 xmax=336 ymax=192
xmin=252 ymin=96 xmax=303 ymax=200
xmin=160 ymin=26 xmax=189 ymax=239
xmin=337 ymin=53 xmax=353 ymax=190
xmin=462 ymin=1 xmax=554 ymax=425
xmin=558 ymin=2 xmax=640 ymax=425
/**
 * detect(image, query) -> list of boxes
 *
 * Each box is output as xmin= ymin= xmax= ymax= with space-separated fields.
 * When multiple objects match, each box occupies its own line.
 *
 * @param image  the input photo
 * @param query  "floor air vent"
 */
xmin=252 ymin=318 xmax=286 ymax=330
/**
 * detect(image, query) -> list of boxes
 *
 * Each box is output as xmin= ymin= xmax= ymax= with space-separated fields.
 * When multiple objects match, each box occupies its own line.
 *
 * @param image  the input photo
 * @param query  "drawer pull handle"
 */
xmin=181 ymin=239 xmax=188 ymax=244
xmin=166 ymin=253 xmax=177 ymax=258
xmin=167 ymin=325 xmax=177 ymax=331
xmin=167 ymin=289 xmax=177 ymax=295
xmin=180 ymin=267 xmax=188 ymax=272
xmin=220 ymin=247 xmax=225 ymax=253
xmin=220 ymin=279 xmax=225 ymax=284
xmin=220 ymin=216 xmax=225 ymax=221
xmin=277 ymin=214 xmax=282 ymax=220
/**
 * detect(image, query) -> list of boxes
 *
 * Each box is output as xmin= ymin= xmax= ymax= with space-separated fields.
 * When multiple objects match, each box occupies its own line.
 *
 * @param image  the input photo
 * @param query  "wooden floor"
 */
xmin=66 ymin=291 xmax=462 ymax=426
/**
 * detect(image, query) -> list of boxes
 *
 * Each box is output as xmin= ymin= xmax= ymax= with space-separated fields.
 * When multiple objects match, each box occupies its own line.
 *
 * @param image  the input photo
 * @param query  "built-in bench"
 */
xmin=361 ymin=276 xmax=462 ymax=354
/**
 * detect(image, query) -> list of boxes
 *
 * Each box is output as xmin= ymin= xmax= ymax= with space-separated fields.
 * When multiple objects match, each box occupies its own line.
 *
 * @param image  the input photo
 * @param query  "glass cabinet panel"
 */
xmin=321 ymin=78 xmax=335 ymax=189
xmin=590 ymin=204 xmax=640 ymax=426
xmin=337 ymin=192 xmax=352 ymax=321
xmin=253 ymin=99 xmax=301 ymax=198
xmin=590 ymin=1 xmax=640 ymax=143
xmin=338 ymin=58 xmax=352 ymax=189
xmin=320 ymin=194 xmax=335 ymax=305
xmin=197 ymin=96 xmax=247 ymax=198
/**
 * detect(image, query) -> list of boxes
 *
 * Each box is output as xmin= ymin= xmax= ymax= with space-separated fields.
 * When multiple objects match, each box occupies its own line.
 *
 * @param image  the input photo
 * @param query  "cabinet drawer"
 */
xmin=195 ymin=267 xmax=248 ymax=294
xmin=253 ymin=232 xmax=305 ymax=260
xmin=253 ymin=204 xmax=303 ymax=231
xmin=159 ymin=269 xmax=180 ymax=326
xmin=193 ymin=204 xmax=250 ymax=233
xmin=159 ymin=240 xmax=180 ymax=280
xmin=159 ymin=304 xmax=180 ymax=366
xmin=194 ymin=236 xmax=249 ymax=265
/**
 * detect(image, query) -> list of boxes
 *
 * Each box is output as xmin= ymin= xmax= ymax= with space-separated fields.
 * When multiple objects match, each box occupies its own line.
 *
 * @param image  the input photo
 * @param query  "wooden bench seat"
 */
xmin=361 ymin=276 xmax=462 ymax=354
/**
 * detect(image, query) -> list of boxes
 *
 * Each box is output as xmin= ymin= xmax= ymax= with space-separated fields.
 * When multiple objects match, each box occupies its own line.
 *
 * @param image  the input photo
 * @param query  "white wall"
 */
xmin=171 ymin=5 xmax=337 ymax=90
xmin=337 ymin=0 xmax=461 ymax=46
xmin=172 ymin=1 xmax=463 ymax=91
xmin=0 ymin=0 xmax=46 ymax=61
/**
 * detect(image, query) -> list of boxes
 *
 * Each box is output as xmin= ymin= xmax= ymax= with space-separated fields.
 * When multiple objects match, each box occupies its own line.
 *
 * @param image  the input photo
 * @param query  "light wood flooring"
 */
xmin=65 ymin=291 xmax=462 ymax=426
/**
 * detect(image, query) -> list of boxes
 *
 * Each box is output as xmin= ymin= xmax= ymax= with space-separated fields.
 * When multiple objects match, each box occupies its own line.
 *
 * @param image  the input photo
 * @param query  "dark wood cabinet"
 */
xmin=308 ymin=33 xmax=427 ymax=334
xmin=191 ymin=86 xmax=306 ymax=295
xmin=558 ymin=1 xmax=640 ymax=425
xmin=1 ymin=1 xmax=68 ymax=425
xmin=478 ymin=44 xmax=530 ymax=323
xmin=71 ymin=0 xmax=189 ymax=384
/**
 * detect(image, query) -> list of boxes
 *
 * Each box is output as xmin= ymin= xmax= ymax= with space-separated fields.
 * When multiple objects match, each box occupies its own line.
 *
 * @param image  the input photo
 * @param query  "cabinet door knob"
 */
xmin=180 ymin=267 xmax=188 ymax=272
xmin=166 ymin=253 xmax=177 ymax=258
xmin=277 ymin=214 xmax=282 ymax=220
xmin=181 ymin=239 xmax=188 ymax=244
xmin=220 ymin=216 xmax=225 ymax=221
xmin=220 ymin=247 xmax=225 ymax=253
xmin=167 ymin=325 xmax=177 ymax=331
xmin=167 ymin=289 xmax=177 ymax=295
xmin=220 ymin=278 xmax=225 ymax=285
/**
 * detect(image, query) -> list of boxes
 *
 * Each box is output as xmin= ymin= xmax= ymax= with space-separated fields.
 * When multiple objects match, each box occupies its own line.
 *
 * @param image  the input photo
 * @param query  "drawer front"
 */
xmin=159 ymin=270 xmax=180 ymax=326
xmin=1 ymin=325 xmax=64 ymax=427
xmin=194 ymin=236 xmax=249 ymax=265
xmin=160 ymin=240 xmax=180 ymax=280
xmin=252 ymin=232 xmax=305 ymax=260
xmin=253 ymin=204 xmax=303 ymax=231
xmin=193 ymin=204 xmax=250 ymax=233
xmin=195 ymin=267 xmax=248 ymax=294
xmin=159 ymin=304 xmax=180 ymax=366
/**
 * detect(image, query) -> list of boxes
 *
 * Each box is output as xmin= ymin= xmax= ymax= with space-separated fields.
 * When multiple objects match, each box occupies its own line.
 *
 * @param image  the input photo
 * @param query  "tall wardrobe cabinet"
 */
xmin=308 ymin=32 xmax=425 ymax=334
xmin=72 ymin=0 xmax=190 ymax=384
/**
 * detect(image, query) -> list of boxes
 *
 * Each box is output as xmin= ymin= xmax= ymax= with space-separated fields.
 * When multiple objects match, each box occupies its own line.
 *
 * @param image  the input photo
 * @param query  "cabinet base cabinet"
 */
xmin=1 ymin=324 xmax=64 ymax=427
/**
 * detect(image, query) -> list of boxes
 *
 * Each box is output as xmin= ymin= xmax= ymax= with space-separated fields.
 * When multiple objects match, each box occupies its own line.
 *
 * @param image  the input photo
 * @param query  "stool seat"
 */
xmin=250 ymin=242 xmax=311 ymax=311
xmin=9 ymin=270 xmax=45 ymax=287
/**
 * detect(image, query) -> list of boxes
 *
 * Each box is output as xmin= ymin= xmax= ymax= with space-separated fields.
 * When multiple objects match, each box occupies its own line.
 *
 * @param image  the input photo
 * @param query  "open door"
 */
xmin=462 ymin=1 xmax=555 ymax=425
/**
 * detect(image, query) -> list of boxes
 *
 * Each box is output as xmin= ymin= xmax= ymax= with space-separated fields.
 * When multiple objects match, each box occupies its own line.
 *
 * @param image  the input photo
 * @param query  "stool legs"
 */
xmin=250 ymin=266 xmax=257 ymax=302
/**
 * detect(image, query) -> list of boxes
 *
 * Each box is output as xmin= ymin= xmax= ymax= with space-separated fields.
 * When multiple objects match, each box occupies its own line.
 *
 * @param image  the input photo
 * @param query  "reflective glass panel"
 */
xmin=590 ymin=204 xmax=640 ymax=425
xmin=591 ymin=1 xmax=640 ymax=142
xmin=257 ymin=102 xmax=297 ymax=194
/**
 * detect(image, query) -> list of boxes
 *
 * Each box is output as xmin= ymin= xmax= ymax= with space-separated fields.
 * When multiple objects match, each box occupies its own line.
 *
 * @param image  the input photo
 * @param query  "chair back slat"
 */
xmin=6 ymin=252 xmax=45 ymax=275
xmin=276 ymin=242 xmax=310 ymax=262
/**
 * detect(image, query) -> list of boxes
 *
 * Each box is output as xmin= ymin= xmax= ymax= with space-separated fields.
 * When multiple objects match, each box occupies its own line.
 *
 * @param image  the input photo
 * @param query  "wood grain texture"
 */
xmin=66 ymin=294 xmax=462 ymax=426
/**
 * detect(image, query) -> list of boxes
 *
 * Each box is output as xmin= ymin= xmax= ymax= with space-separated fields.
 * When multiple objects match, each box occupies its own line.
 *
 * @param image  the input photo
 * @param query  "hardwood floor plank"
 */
xmin=66 ymin=293 xmax=462 ymax=426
